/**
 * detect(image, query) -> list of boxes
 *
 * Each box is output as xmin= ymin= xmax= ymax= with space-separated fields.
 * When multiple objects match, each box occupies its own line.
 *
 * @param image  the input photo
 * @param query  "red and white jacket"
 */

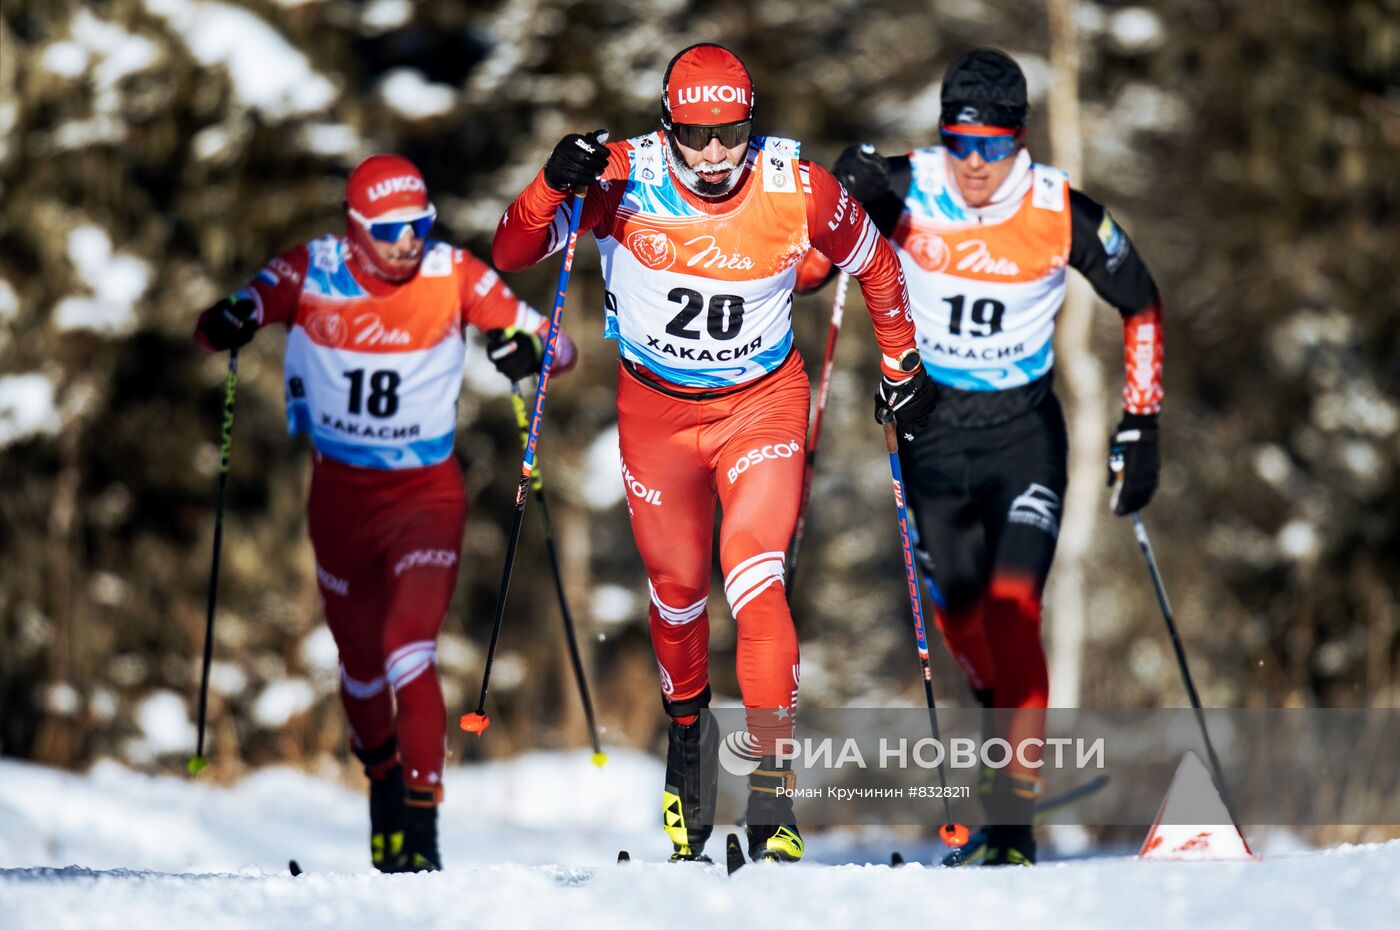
xmin=493 ymin=132 xmax=919 ymax=390
xmin=197 ymin=236 xmax=574 ymax=469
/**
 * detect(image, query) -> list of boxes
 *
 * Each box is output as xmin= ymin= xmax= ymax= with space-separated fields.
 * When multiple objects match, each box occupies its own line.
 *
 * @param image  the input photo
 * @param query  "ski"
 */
xmin=614 ymin=849 xmax=715 ymax=867
xmin=612 ymin=833 xmax=748 ymax=874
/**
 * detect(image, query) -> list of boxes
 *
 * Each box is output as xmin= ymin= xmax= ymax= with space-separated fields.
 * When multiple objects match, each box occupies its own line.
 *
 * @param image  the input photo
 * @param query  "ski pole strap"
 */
xmin=519 ymin=190 xmax=586 ymax=488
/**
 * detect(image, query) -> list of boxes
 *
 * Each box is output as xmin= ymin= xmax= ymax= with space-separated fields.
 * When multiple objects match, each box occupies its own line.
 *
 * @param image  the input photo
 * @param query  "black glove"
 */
xmin=874 ymin=364 xmax=939 ymax=434
xmin=198 ymin=295 xmax=258 ymax=351
xmin=1107 ymin=412 xmax=1160 ymax=515
xmin=833 ymin=144 xmax=890 ymax=204
xmin=544 ymin=129 xmax=611 ymax=192
xmin=486 ymin=327 xmax=543 ymax=382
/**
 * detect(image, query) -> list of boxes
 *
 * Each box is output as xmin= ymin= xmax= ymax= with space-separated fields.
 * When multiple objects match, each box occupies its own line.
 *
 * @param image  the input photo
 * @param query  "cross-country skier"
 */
xmin=493 ymin=43 xmax=937 ymax=864
xmin=809 ymin=48 xmax=1164 ymax=865
xmin=193 ymin=154 xmax=578 ymax=872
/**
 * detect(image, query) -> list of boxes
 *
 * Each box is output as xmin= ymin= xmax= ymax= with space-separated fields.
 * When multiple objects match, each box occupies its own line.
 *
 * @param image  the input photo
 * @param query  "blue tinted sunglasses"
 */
xmin=349 ymin=205 xmax=436 ymax=242
xmin=940 ymin=129 xmax=1021 ymax=163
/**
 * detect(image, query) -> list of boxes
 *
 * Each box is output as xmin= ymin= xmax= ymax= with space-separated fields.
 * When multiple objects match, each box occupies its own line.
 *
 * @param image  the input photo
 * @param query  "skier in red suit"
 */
xmin=194 ymin=154 xmax=577 ymax=872
xmin=493 ymin=44 xmax=937 ymax=864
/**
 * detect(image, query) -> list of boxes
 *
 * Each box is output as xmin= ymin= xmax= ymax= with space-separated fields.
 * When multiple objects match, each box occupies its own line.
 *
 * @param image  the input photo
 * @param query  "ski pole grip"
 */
xmin=882 ymin=417 xmax=898 ymax=454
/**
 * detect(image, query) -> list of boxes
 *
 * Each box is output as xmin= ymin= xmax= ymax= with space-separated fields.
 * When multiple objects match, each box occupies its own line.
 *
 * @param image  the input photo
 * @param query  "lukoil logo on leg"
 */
xmin=621 ymin=459 xmax=663 ymax=505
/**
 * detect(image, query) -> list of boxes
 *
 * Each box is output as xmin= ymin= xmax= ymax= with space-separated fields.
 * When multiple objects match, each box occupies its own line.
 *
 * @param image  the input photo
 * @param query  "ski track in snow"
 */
xmin=1 ymin=754 xmax=1395 ymax=930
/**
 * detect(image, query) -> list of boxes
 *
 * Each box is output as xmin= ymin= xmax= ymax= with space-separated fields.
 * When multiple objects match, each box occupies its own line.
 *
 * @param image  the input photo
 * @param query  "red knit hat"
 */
xmin=662 ymin=44 xmax=754 ymax=127
xmin=345 ymin=154 xmax=430 ymax=220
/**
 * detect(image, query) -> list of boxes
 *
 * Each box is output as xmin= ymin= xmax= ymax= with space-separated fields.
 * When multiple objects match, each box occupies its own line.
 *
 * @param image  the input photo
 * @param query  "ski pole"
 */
xmin=1129 ymin=511 xmax=1246 ymax=833
xmin=461 ymin=189 xmax=587 ymax=736
xmin=880 ymin=413 xmax=969 ymax=850
xmin=905 ymin=506 xmax=948 ymax=614
xmin=509 ymin=380 xmax=607 ymax=766
xmin=188 ymin=349 xmax=238 ymax=775
xmin=787 ymin=272 xmax=847 ymax=600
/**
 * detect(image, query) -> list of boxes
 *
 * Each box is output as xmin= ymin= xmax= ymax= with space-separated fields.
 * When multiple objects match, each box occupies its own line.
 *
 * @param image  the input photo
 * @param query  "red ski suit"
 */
xmin=494 ymin=133 xmax=919 ymax=750
xmin=197 ymin=236 xmax=574 ymax=797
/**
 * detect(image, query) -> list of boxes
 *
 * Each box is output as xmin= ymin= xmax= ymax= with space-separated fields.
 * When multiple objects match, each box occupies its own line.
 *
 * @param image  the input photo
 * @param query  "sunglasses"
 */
xmin=670 ymin=120 xmax=753 ymax=150
xmin=348 ymin=205 xmax=436 ymax=243
xmin=940 ymin=128 xmax=1021 ymax=163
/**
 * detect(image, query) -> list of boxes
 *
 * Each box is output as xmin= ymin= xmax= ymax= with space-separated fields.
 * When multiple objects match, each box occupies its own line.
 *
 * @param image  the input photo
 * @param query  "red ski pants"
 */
xmin=307 ymin=454 xmax=465 ymax=799
xmin=617 ymin=354 xmax=809 ymax=754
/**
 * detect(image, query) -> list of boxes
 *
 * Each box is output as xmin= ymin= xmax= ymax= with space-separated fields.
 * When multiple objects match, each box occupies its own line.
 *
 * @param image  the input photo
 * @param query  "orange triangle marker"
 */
xmin=1139 ymin=750 xmax=1259 ymax=861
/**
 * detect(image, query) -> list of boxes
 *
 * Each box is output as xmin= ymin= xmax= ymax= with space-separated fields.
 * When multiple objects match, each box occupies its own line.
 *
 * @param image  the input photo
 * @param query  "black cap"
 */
xmin=939 ymin=48 xmax=1028 ymax=128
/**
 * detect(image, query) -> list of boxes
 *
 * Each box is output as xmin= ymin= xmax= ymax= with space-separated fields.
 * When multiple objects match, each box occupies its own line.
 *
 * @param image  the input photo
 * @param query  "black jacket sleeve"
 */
xmin=1068 ymin=188 xmax=1159 ymax=316
xmin=859 ymin=155 xmax=912 ymax=239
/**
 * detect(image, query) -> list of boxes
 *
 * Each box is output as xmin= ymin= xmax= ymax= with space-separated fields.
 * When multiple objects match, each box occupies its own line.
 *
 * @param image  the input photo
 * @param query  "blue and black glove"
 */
xmin=1108 ymin=412 xmax=1160 ymax=515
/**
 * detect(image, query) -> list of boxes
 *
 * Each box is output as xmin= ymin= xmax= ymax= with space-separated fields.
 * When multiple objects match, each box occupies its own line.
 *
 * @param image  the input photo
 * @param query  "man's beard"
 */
xmin=347 ymin=229 xmax=421 ymax=283
xmin=667 ymin=135 xmax=746 ymax=198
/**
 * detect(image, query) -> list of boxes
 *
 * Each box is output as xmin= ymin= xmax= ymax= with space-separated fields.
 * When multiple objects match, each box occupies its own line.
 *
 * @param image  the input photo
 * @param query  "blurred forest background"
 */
xmin=0 ymin=0 xmax=1396 ymax=802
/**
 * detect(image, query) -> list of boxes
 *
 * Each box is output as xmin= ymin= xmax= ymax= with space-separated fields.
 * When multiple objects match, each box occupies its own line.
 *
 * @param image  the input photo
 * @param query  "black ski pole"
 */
xmin=509 ymin=380 xmax=607 ymax=766
xmin=1130 ymin=511 xmax=1246 ymax=832
xmin=189 ymin=349 xmax=238 ymax=775
xmin=880 ymin=413 xmax=969 ymax=851
xmin=460 ymin=189 xmax=587 ymax=737
xmin=787 ymin=272 xmax=847 ymax=600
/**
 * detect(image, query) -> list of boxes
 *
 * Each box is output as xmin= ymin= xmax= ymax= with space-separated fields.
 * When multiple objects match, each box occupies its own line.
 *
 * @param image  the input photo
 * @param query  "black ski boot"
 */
xmin=983 ymin=824 xmax=1037 ymax=865
xmin=355 ymin=738 xmax=406 ymax=873
xmin=745 ymin=756 xmax=804 ymax=863
xmin=401 ymin=788 xmax=443 ymax=872
xmin=982 ymin=771 xmax=1039 ymax=866
xmin=662 ymin=691 xmax=719 ymax=862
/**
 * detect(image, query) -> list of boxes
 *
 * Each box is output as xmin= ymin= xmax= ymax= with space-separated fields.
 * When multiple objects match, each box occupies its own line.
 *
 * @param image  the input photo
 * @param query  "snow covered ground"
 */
xmin=1 ymin=752 xmax=1395 ymax=930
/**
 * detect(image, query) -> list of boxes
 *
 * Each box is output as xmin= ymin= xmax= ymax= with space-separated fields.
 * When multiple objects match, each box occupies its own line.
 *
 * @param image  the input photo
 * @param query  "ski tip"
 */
xmin=186 ymin=755 xmax=208 ymax=776
xmin=890 ymin=851 xmax=905 ymax=867
xmin=591 ymin=751 xmax=609 ymax=768
xmin=459 ymin=712 xmax=490 ymax=734
xmin=288 ymin=859 xmax=302 ymax=877
xmin=940 ymin=823 xmax=971 ymax=847
xmin=725 ymin=833 xmax=746 ymax=876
